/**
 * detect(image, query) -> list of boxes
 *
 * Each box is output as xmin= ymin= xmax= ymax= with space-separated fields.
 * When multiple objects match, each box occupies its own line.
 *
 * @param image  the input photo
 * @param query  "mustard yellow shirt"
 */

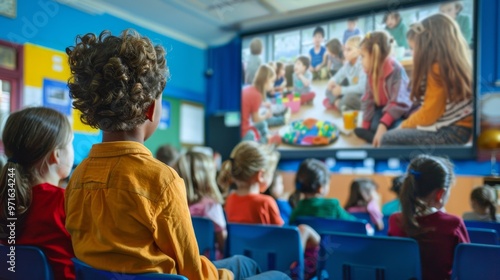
xmin=65 ymin=141 xmax=232 ymax=280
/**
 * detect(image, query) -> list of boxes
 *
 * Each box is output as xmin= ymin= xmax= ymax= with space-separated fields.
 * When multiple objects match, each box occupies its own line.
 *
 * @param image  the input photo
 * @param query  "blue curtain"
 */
xmin=206 ymin=37 xmax=242 ymax=115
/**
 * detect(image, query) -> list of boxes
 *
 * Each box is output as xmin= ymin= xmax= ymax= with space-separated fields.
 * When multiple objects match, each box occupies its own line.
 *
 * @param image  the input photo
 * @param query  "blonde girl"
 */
xmin=241 ymin=65 xmax=276 ymax=143
xmin=463 ymin=186 xmax=500 ymax=222
xmin=382 ymin=14 xmax=473 ymax=146
xmin=174 ymin=150 xmax=227 ymax=259
xmin=388 ymin=155 xmax=469 ymax=280
xmin=354 ymin=31 xmax=412 ymax=147
xmin=0 ymin=107 xmax=75 ymax=279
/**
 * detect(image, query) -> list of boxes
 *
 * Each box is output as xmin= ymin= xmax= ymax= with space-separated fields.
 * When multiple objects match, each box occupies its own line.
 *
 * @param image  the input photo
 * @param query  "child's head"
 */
xmin=360 ymin=31 xmax=393 ymax=104
xmin=406 ymin=25 xmax=418 ymax=51
xmin=276 ymin=62 xmax=285 ymax=78
xmin=253 ymin=64 xmax=276 ymax=96
xmin=312 ymin=26 xmax=325 ymax=46
xmin=326 ymin=38 xmax=344 ymax=60
xmin=344 ymin=35 xmax=362 ymax=63
xmin=155 ymin=144 xmax=179 ymax=166
xmin=0 ymin=107 xmax=73 ymax=234
xmin=344 ymin=178 xmax=378 ymax=208
xmin=347 ymin=17 xmax=358 ymax=31
xmin=400 ymin=155 xmax=454 ymax=235
xmin=470 ymin=186 xmax=497 ymax=221
xmin=408 ymin=14 xmax=472 ymax=104
xmin=383 ymin=12 xmax=402 ymax=29
xmin=250 ymin=38 xmax=263 ymax=55
xmin=440 ymin=1 xmax=463 ymax=19
xmin=174 ymin=151 xmax=223 ymax=205
xmin=295 ymin=159 xmax=330 ymax=196
xmin=294 ymin=56 xmax=310 ymax=74
xmin=67 ymin=30 xmax=167 ymax=140
xmin=217 ymin=141 xmax=279 ymax=192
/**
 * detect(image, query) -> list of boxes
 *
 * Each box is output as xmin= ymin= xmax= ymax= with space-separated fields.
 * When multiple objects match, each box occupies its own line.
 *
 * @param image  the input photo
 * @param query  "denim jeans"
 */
xmin=213 ymin=255 xmax=291 ymax=280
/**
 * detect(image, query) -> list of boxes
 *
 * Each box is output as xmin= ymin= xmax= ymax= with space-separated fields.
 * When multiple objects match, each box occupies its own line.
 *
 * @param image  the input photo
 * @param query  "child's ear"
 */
xmin=435 ymin=188 xmax=446 ymax=202
xmin=145 ymin=100 xmax=157 ymax=122
xmin=49 ymin=149 xmax=60 ymax=165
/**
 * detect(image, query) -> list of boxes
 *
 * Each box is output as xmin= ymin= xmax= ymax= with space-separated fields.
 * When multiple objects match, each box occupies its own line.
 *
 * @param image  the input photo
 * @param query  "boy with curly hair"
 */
xmin=64 ymin=30 xmax=283 ymax=280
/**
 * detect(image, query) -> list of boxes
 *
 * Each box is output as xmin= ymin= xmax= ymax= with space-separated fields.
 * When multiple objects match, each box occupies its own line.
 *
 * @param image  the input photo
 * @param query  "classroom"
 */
xmin=0 ymin=0 xmax=499 ymax=279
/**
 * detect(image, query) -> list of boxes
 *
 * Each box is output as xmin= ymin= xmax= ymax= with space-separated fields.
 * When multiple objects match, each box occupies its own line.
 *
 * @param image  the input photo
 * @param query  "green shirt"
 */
xmin=456 ymin=14 xmax=472 ymax=45
xmin=385 ymin=21 xmax=409 ymax=49
xmin=289 ymin=197 xmax=356 ymax=224
xmin=381 ymin=199 xmax=401 ymax=216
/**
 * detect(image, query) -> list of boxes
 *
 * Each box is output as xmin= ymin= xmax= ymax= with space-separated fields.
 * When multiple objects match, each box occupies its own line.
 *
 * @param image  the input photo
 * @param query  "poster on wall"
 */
xmin=42 ymin=78 xmax=71 ymax=116
xmin=159 ymin=99 xmax=170 ymax=130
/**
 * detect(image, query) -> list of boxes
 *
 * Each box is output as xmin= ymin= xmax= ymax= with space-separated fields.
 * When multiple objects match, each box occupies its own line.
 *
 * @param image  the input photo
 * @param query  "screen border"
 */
xmin=239 ymin=0 xmax=479 ymax=160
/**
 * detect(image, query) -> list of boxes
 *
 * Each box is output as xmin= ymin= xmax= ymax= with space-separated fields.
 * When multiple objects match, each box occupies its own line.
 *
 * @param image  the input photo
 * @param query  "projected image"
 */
xmin=241 ymin=0 xmax=474 ymax=153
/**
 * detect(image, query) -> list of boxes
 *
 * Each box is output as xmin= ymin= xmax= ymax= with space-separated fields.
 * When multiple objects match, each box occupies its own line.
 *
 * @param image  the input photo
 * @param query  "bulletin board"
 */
xmin=180 ymin=102 xmax=204 ymax=145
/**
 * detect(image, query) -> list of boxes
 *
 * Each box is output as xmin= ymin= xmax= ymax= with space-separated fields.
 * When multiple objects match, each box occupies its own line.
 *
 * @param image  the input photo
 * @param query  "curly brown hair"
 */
xmin=66 ymin=29 xmax=168 ymax=131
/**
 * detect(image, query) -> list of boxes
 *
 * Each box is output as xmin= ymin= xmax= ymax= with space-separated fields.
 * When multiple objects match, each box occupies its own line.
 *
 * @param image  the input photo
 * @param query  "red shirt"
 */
xmin=388 ymin=211 xmax=469 ymax=280
xmin=241 ymin=86 xmax=263 ymax=137
xmin=1 ymin=183 xmax=75 ymax=280
xmin=225 ymin=193 xmax=284 ymax=226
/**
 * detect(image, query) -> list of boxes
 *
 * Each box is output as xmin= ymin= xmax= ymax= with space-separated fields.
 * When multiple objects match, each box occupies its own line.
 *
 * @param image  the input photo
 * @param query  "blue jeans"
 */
xmin=213 ymin=255 xmax=291 ymax=280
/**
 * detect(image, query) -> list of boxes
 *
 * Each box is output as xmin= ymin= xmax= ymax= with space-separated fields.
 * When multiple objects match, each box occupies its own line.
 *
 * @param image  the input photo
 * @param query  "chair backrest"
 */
xmin=464 ymin=220 xmax=500 ymax=232
xmin=451 ymin=243 xmax=500 ymax=280
xmin=72 ymin=258 xmax=188 ymax=279
xmin=226 ymin=223 xmax=304 ymax=279
xmin=294 ymin=216 xmax=368 ymax=235
xmin=0 ymin=245 xmax=53 ymax=280
xmin=318 ymin=232 xmax=421 ymax=280
xmin=191 ymin=217 xmax=216 ymax=260
xmin=467 ymin=227 xmax=500 ymax=245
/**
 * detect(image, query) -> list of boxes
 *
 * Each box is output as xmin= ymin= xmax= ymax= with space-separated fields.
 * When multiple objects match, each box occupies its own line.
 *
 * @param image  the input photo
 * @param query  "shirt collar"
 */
xmin=88 ymin=141 xmax=152 ymax=158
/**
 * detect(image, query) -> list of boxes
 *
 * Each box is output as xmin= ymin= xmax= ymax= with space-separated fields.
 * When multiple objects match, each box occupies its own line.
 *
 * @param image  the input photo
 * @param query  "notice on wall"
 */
xmin=42 ymin=78 xmax=71 ymax=116
xmin=180 ymin=103 xmax=204 ymax=145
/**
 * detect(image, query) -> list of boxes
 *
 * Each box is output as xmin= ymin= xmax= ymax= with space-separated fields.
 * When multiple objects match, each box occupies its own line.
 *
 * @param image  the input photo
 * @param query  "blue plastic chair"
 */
xmin=226 ymin=223 xmax=304 ymax=279
xmin=318 ymin=232 xmax=421 ymax=280
xmin=0 ymin=245 xmax=53 ymax=280
xmin=191 ymin=216 xmax=216 ymax=260
xmin=294 ymin=216 xmax=368 ymax=235
xmin=72 ymin=258 xmax=188 ymax=279
xmin=464 ymin=220 xmax=500 ymax=242
xmin=467 ymin=227 xmax=500 ymax=245
xmin=451 ymin=243 xmax=500 ymax=280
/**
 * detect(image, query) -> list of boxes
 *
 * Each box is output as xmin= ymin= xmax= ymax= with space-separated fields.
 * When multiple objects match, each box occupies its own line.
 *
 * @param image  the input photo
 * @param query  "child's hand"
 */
xmin=372 ymin=124 xmax=388 ymax=147
xmin=265 ymin=110 xmax=273 ymax=119
xmin=327 ymin=80 xmax=337 ymax=91
xmin=332 ymin=86 xmax=342 ymax=96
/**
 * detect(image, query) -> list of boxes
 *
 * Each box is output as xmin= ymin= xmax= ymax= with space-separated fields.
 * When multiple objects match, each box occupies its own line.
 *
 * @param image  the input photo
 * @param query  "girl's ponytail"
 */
xmin=488 ymin=200 xmax=497 ymax=222
xmin=217 ymin=159 xmax=234 ymax=190
xmin=0 ymin=161 xmax=32 ymax=238
xmin=371 ymin=44 xmax=381 ymax=105
xmin=399 ymin=173 xmax=420 ymax=236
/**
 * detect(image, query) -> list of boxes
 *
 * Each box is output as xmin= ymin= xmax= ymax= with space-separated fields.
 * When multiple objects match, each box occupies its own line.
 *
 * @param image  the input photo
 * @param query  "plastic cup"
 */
xmin=343 ymin=110 xmax=358 ymax=130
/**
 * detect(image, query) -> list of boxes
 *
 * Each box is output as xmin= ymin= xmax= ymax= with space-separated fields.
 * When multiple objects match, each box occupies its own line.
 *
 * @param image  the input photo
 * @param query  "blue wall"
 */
xmin=0 ymin=0 xmax=207 ymax=102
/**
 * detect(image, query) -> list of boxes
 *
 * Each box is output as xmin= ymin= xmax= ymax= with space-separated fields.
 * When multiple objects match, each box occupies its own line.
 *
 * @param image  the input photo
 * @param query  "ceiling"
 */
xmin=59 ymin=0 xmax=385 ymax=48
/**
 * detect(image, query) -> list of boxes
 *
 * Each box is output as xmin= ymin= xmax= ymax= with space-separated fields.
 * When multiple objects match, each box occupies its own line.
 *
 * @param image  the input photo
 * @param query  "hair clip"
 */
xmin=409 ymin=169 xmax=421 ymax=179
xmin=365 ymin=32 xmax=371 ymax=39
xmin=7 ymin=158 xmax=18 ymax=164
xmin=410 ymin=22 xmax=425 ymax=34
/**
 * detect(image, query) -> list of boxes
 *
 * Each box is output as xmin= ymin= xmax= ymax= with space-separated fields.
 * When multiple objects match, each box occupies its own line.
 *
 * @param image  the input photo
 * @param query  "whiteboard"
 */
xmin=180 ymin=103 xmax=205 ymax=145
